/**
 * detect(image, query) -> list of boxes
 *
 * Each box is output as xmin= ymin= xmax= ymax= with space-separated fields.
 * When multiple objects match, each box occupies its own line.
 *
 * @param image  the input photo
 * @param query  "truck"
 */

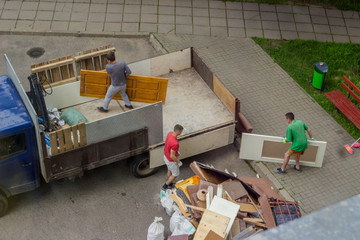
xmin=0 ymin=47 xmax=251 ymax=217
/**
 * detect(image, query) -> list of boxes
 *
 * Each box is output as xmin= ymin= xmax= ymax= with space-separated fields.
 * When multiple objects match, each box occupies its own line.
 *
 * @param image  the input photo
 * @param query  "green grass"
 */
xmin=222 ymin=0 xmax=360 ymax=11
xmin=253 ymin=38 xmax=360 ymax=138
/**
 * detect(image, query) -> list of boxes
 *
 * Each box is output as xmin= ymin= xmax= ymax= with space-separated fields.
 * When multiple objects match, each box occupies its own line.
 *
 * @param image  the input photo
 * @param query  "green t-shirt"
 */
xmin=286 ymin=120 xmax=309 ymax=152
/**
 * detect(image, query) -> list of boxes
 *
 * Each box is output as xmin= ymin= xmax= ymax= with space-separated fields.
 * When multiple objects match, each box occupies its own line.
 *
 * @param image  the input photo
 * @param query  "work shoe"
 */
xmin=274 ymin=168 xmax=286 ymax=174
xmin=97 ymin=107 xmax=108 ymax=112
xmin=291 ymin=165 xmax=302 ymax=173
xmin=125 ymin=104 xmax=134 ymax=109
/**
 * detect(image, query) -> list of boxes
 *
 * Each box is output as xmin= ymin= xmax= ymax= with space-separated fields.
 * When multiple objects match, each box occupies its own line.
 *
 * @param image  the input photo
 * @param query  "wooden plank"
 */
xmin=184 ymin=204 xmax=206 ymax=212
xmin=73 ymin=47 xmax=116 ymax=61
xmin=341 ymin=82 xmax=360 ymax=103
xmin=101 ymin=54 xmax=108 ymax=70
xmin=247 ymin=194 xmax=265 ymax=222
xmin=243 ymin=218 xmax=263 ymax=223
xmin=240 ymin=219 xmax=266 ymax=228
xmin=63 ymin=125 xmax=73 ymax=151
xmin=193 ymin=209 xmax=230 ymax=240
xmin=208 ymin=196 xmax=240 ymax=237
xmin=230 ymin=220 xmax=241 ymax=238
xmin=343 ymin=75 xmax=360 ymax=95
xmin=59 ymin=57 xmax=70 ymax=80
xmin=31 ymin=58 xmax=73 ymax=72
xmin=94 ymin=55 xmax=101 ymax=70
xmin=57 ymin=130 xmax=65 ymax=154
xmin=170 ymin=191 xmax=192 ymax=218
xmin=49 ymin=132 xmax=58 ymax=156
xmin=204 ymin=230 xmax=225 ymax=240
xmin=78 ymin=121 xmax=87 ymax=147
xmin=213 ymin=74 xmax=236 ymax=116
xmin=71 ymin=125 xmax=79 ymax=148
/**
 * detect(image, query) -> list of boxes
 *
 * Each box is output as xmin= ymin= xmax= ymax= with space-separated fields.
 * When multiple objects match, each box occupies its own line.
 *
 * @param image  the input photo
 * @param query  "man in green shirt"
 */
xmin=274 ymin=112 xmax=313 ymax=174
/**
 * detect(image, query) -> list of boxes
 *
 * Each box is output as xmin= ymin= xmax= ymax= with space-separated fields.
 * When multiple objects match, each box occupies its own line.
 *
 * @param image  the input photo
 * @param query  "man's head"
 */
xmin=173 ymin=124 xmax=184 ymax=137
xmin=106 ymin=52 xmax=116 ymax=63
xmin=285 ymin=112 xmax=295 ymax=124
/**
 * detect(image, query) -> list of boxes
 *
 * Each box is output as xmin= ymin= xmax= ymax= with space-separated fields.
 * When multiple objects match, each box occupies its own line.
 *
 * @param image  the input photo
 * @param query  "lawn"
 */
xmin=222 ymin=0 xmax=360 ymax=11
xmin=253 ymin=38 xmax=360 ymax=138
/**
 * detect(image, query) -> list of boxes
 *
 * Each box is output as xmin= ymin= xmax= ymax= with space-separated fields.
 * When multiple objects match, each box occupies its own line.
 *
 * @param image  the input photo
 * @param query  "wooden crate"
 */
xmin=48 ymin=121 xmax=87 ymax=156
xmin=30 ymin=44 xmax=115 ymax=89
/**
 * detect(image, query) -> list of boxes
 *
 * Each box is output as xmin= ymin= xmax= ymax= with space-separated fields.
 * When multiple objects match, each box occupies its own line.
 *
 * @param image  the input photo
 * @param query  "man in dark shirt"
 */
xmin=97 ymin=52 xmax=133 ymax=112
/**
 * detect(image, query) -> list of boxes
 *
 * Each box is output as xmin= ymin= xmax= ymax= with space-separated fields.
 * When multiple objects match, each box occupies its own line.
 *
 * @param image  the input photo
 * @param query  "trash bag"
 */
xmin=170 ymin=211 xmax=195 ymax=236
xmin=160 ymin=189 xmax=176 ymax=216
xmin=60 ymin=107 xmax=88 ymax=126
xmin=147 ymin=217 xmax=164 ymax=240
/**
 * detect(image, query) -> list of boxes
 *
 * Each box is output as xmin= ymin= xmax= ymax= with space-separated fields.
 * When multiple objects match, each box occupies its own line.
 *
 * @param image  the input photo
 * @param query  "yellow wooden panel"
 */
xmin=213 ymin=74 xmax=235 ymax=116
xmin=80 ymin=70 xmax=168 ymax=104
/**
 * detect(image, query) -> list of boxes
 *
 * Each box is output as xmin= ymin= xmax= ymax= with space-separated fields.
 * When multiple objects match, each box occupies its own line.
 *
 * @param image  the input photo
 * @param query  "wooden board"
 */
xmin=48 ymin=122 xmax=87 ymax=156
xmin=80 ymin=70 xmax=168 ymax=104
xmin=193 ymin=210 xmax=230 ymax=240
xmin=240 ymin=133 xmax=327 ymax=168
xmin=213 ymin=74 xmax=235 ymax=116
xmin=208 ymin=196 xmax=240 ymax=237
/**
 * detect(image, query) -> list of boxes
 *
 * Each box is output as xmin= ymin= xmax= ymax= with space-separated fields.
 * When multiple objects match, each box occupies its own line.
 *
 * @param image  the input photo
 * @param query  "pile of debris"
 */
xmin=160 ymin=161 xmax=302 ymax=240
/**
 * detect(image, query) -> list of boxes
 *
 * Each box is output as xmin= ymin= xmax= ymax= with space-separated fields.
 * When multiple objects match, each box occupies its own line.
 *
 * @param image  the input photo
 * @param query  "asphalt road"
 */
xmin=0 ymin=35 xmax=256 ymax=240
xmin=1 ymin=144 xmax=255 ymax=240
xmin=0 ymin=34 xmax=159 ymax=90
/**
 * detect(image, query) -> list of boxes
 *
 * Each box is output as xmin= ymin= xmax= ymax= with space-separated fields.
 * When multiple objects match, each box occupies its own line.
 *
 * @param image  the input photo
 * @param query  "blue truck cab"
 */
xmin=0 ymin=75 xmax=40 ymax=216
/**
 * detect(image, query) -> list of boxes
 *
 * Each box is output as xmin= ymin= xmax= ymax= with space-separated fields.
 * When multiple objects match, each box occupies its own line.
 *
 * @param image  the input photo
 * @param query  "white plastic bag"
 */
xmin=160 ymin=189 xmax=175 ymax=216
xmin=147 ymin=217 xmax=165 ymax=240
xmin=170 ymin=211 xmax=196 ymax=236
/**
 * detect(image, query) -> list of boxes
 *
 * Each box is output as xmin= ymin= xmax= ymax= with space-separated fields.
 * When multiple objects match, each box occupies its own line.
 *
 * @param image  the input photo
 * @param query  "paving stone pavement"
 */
xmin=153 ymin=33 xmax=360 ymax=214
xmin=0 ymin=0 xmax=359 ymax=43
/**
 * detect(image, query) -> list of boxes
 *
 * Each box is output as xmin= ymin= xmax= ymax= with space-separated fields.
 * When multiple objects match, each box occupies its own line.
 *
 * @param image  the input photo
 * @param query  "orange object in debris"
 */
xmin=175 ymin=175 xmax=200 ymax=200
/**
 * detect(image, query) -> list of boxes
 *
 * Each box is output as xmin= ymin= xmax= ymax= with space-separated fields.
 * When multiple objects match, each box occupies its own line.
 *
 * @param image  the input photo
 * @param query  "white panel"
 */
xmin=208 ymin=196 xmax=240 ymax=237
xmin=239 ymin=133 xmax=327 ymax=168
xmin=150 ymin=48 xmax=191 ymax=76
xmin=150 ymin=124 xmax=235 ymax=168
xmin=128 ymin=59 xmax=151 ymax=76
xmin=4 ymin=55 xmax=45 ymax=181
xmin=86 ymin=102 xmax=163 ymax=145
xmin=44 ymin=81 xmax=97 ymax=109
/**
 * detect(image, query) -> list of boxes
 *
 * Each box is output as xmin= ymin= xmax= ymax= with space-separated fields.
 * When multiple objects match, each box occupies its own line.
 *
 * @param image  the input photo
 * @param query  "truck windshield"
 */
xmin=0 ymin=133 xmax=27 ymax=160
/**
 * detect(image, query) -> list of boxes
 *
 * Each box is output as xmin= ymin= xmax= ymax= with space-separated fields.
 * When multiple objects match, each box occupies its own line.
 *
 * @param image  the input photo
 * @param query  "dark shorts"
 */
xmin=286 ymin=149 xmax=305 ymax=158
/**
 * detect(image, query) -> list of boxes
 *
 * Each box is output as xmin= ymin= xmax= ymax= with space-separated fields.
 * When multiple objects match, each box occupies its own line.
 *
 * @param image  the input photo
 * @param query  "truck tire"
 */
xmin=0 ymin=192 xmax=8 ymax=217
xmin=129 ymin=155 xmax=158 ymax=178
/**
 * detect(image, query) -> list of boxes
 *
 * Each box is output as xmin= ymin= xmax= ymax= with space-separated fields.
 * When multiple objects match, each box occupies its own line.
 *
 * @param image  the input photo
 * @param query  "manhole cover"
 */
xmin=27 ymin=47 xmax=45 ymax=58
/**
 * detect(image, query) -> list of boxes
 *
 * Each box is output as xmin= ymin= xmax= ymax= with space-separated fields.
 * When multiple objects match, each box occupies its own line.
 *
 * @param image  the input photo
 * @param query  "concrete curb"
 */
xmin=252 ymin=161 xmax=295 ymax=202
xmin=0 ymin=30 xmax=150 ymax=38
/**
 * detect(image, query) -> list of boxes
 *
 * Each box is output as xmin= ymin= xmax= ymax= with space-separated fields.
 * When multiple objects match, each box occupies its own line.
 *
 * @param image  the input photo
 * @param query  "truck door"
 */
xmin=0 ymin=128 xmax=40 ymax=196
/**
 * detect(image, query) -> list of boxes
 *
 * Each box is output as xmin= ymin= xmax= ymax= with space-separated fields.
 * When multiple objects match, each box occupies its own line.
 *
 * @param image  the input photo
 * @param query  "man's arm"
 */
xmin=124 ymin=64 xmax=132 ymax=77
xmin=170 ymin=149 xmax=180 ymax=163
xmin=306 ymin=129 xmax=313 ymax=139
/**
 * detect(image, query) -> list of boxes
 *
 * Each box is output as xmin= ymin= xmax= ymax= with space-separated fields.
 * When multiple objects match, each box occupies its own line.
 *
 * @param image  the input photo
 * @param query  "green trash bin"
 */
xmin=312 ymin=62 xmax=328 ymax=91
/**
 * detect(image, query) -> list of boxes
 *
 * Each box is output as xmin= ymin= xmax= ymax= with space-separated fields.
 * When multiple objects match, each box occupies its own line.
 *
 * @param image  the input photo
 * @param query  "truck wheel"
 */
xmin=129 ymin=155 xmax=158 ymax=178
xmin=0 ymin=192 xmax=8 ymax=217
